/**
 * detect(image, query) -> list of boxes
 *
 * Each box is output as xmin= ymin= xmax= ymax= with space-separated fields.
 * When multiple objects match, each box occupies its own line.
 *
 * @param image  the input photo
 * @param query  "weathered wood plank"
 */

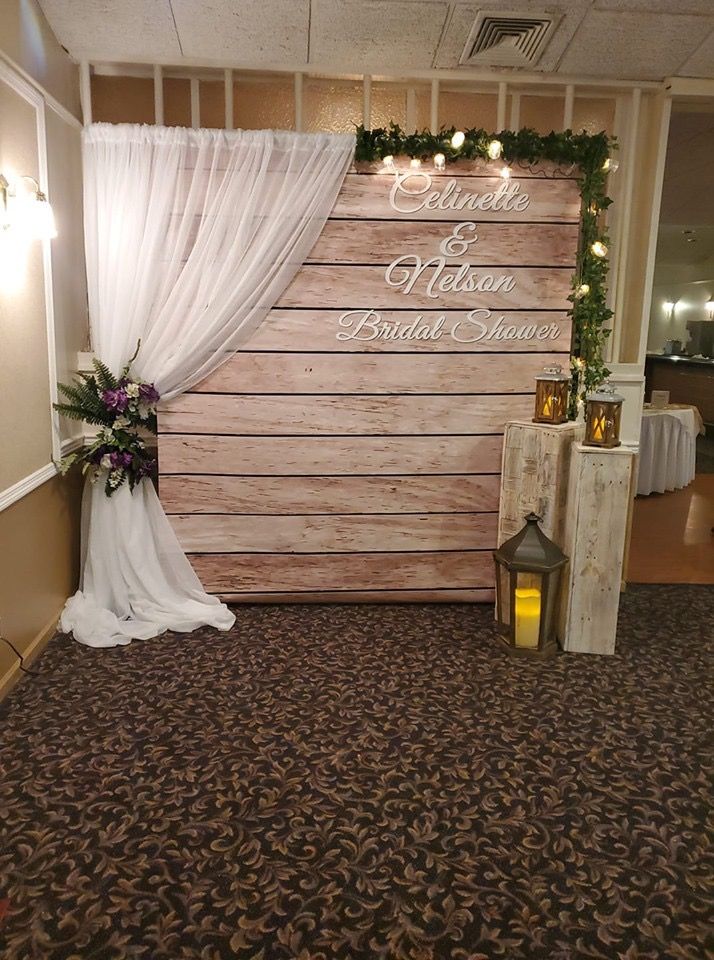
xmin=160 ymin=474 xmax=501 ymax=515
xmin=222 ymin=589 xmax=495 ymax=603
xmin=159 ymin=394 xmax=534 ymax=436
xmin=240 ymin=310 xmax=573 ymax=353
xmin=158 ymin=435 xmax=504 ymax=476
xmin=278 ymin=265 xmax=571 ymax=310
xmin=171 ymin=512 xmax=498 ymax=553
xmin=308 ymin=221 xmax=579 ymax=266
xmin=190 ymin=551 xmax=495 ymax=592
xmin=332 ymin=174 xmax=581 ymax=221
xmin=353 ymin=159 xmax=579 ymax=180
xmin=193 ymin=352 xmax=568 ymax=395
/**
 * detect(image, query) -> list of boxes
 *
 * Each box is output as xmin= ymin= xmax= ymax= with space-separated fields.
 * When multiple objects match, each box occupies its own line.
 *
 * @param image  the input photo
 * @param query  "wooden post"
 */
xmin=560 ymin=444 xmax=635 ymax=655
xmin=224 ymin=68 xmax=233 ymax=129
xmin=79 ymin=60 xmax=92 ymax=126
xmin=498 ymin=419 xmax=584 ymax=548
xmin=153 ymin=64 xmax=164 ymax=125
xmin=362 ymin=75 xmax=372 ymax=128
xmin=190 ymin=77 xmax=200 ymax=128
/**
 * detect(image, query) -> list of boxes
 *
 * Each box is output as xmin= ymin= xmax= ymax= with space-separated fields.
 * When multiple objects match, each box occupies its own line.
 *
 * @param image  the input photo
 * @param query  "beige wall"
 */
xmin=0 ymin=1 xmax=87 ymax=694
xmin=1 ymin=0 xmax=81 ymax=117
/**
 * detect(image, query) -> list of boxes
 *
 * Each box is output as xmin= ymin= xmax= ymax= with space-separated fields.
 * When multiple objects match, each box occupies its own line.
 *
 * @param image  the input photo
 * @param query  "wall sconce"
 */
xmin=706 ymin=300 xmax=714 ymax=320
xmin=0 ymin=173 xmax=57 ymax=240
xmin=662 ymin=300 xmax=675 ymax=320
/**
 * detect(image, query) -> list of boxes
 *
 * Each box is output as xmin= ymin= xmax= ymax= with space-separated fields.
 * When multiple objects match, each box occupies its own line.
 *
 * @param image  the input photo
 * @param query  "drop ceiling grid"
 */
xmin=36 ymin=0 xmax=714 ymax=80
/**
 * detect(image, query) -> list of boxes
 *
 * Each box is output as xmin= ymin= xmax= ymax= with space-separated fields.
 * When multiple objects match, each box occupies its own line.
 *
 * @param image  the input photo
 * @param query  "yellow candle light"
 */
xmin=515 ymin=587 xmax=541 ymax=648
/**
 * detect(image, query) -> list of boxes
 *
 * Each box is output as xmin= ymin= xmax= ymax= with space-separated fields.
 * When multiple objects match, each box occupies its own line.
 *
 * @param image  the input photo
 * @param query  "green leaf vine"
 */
xmin=355 ymin=124 xmax=617 ymax=418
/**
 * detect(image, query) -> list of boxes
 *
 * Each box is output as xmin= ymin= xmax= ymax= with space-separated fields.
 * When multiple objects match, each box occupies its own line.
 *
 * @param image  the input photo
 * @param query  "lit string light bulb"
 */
xmin=602 ymin=157 xmax=619 ymax=173
xmin=575 ymin=283 xmax=590 ymax=299
xmin=487 ymin=139 xmax=502 ymax=160
xmin=382 ymin=155 xmax=395 ymax=171
xmin=409 ymin=157 xmax=422 ymax=169
xmin=500 ymin=164 xmax=512 ymax=179
xmin=591 ymin=240 xmax=608 ymax=258
xmin=451 ymin=130 xmax=465 ymax=149
xmin=433 ymin=152 xmax=446 ymax=171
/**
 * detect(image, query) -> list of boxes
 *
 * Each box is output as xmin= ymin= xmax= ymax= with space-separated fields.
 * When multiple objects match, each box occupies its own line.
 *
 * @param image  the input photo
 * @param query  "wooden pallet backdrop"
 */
xmin=158 ymin=161 xmax=579 ymax=602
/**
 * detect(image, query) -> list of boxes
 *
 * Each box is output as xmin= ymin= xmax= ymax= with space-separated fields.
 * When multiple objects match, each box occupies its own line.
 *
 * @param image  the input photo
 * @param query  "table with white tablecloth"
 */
xmin=637 ymin=404 xmax=705 ymax=496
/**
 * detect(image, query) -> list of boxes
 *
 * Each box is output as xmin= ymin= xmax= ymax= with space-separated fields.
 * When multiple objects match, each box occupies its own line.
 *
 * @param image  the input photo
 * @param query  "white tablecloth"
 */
xmin=637 ymin=405 xmax=704 ymax=496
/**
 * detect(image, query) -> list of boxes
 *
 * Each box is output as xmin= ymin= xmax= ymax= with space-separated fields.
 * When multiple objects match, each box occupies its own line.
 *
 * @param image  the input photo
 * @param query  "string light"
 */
xmin=451 ymin=130 xmax=465 ymax=149
xmin=602 ymin=157 xmax=619 ymax=173
xmin=500 ymin=164 xmax=512 ymax=179
xmin=487 ymin=139 xmax=503 ymax=160
xmin=409 ymin=157 xmax=422 ymax=169
xmin=575 ymin=283 xmax=590 ymax=299
xmin=433 ymin=152 xmax=446 ymax=171
xmin=591 ymin=240 xmax=608 ymax=258
xmin=588 ymin=201 xmax=599 ymax=215
xmin=382 ymin=155 xmax=395 ymax=171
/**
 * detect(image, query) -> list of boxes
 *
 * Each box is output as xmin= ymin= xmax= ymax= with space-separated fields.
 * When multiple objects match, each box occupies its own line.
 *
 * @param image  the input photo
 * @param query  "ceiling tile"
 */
xmin=170 ymin=0 xmax=309 ymax=65
xmin=310 ymin=0 xmax=449 ymax=71
xmin=434 ymin=1 xmax=590 ymax=71
xmin=677 ymin=28 xmax=714 ymax=77
xmin=594 ymin=0 xmax=714 ymax=14
xmin=37 ymin=0 xmax=181 ymax=61
xmin=558 ymin=10 xmax=713 ymax=80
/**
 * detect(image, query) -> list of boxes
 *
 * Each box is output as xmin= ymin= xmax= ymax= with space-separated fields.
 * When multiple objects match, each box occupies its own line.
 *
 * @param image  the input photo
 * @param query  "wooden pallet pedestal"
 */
xmin=498 ymin=419 xmax=585 ymax=547
xmin=559 ymin=444 xmax=636 ymax=655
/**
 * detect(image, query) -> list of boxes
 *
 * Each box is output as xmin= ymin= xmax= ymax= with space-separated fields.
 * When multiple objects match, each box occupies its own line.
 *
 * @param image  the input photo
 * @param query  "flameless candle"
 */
xmin=515 ymin=587 xmax=541 ymax=648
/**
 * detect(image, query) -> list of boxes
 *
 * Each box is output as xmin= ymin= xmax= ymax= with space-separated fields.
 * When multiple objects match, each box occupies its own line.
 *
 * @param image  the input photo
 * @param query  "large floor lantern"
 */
xmin=493 ymin=513 xmax=568 ymax=658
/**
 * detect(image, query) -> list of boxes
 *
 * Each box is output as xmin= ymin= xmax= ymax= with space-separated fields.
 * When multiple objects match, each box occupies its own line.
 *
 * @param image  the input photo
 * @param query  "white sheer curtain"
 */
xmin=61 ymin=123 xmax=355 ymax=648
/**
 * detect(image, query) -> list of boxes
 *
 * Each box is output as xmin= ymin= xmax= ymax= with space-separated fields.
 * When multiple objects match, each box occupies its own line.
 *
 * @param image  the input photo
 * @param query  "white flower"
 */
xmin=109 ymin=469 xmax=123 ymax=488
xmin=125 ymin=382 xmax=140 ymax=398
xmin=100 ymin=454 xmax=113 ymax=469
xmin=114 ymin=415 xmax=130 ymax=428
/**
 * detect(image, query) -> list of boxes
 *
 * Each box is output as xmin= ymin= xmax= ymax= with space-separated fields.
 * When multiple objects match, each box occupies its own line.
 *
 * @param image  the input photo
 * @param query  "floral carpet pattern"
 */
xmin=1 ymin=585 xmax=713 ymax=960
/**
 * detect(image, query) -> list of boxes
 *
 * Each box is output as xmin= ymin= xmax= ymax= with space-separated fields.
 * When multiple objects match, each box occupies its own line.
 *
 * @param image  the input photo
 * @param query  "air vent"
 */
xmin=460 ymin=11 xmax=559 ymax=67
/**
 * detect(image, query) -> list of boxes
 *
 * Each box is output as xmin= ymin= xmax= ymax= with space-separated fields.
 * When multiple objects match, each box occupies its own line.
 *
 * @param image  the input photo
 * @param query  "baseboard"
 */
xmin=0 ymin=609 xmax=62 ymax=702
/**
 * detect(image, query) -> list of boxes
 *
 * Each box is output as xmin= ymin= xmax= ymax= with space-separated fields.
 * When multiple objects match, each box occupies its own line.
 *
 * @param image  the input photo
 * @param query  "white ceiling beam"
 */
xmin=86 ymin=58 xmax=662 ymax=91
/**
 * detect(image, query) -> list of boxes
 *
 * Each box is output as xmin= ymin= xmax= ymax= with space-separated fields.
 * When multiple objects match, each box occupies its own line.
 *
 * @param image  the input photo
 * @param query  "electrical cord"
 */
xmin=0 ymin=635 xmax=39 ymax=676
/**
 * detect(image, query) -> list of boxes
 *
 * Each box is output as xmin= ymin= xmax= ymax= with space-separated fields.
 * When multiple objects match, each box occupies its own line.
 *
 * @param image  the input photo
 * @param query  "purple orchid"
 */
xmin=138 ymin=382 xmax=160 ymax=404
xmin=102 ymin=387 xmax=129 ymax=413
xmin=109 ymin=451 xmax=133 ymax=468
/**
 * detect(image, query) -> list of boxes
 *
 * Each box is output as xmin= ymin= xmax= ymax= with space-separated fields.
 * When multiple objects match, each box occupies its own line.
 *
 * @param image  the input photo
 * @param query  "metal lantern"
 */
xmin=533 ymin=364 xmax=570 ymax=425
xmin=493 ymin=513 xmax=568 ymax=658
xmin=584 ymin=381 xmax=624 ymax=448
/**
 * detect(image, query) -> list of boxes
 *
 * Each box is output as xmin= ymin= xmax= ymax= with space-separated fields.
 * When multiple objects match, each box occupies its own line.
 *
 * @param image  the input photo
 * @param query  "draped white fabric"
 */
xmin=61 ymin=123 xmax=355 ymax=647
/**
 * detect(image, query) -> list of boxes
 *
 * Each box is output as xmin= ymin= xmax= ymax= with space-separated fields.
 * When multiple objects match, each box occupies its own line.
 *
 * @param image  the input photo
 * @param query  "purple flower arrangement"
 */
xmin=54 ymin=352 xmax=160 ymax=497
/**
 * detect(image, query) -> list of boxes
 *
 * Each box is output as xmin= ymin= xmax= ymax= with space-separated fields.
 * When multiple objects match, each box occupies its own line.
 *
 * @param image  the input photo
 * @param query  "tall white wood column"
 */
xmin=559 ymin=444 xmax=636 ymax=655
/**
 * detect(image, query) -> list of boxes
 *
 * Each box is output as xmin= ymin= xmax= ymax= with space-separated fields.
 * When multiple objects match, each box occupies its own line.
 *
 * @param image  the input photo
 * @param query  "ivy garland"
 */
xmin=355 ymin=124 xmax=617 ymax=418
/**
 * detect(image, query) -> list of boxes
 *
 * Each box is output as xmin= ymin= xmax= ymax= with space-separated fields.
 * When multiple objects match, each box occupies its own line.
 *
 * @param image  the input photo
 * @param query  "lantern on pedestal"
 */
xmin=533 ymin=365 xmax=570 ymax=425
xmin=493 ymin=513 xmax=568 ymax=658
xmin=584 ymin=382 xmax=624 ymax=448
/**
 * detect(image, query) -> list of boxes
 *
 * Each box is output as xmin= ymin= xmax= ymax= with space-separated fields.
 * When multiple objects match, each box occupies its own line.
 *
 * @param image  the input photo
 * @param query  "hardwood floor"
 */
xmin=628 ymin=474 xmax=714 ymax=584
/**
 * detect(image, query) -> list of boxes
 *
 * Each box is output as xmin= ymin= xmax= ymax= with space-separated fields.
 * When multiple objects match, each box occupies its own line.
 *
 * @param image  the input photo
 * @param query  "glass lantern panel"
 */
xmin=591 ymin=410 xmax=607 ymax=443
xmin=541 ymin=570 xmax=560 ymax=647
xmin=496 ymin=561 xmax=512 ymax=629
xmin=514 ymin=571 xmax=543 ymax=649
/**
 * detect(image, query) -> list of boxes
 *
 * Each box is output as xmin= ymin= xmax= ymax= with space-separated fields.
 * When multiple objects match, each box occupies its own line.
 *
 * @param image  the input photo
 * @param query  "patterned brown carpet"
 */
xmin=1 ymin=585 xmax=713 ymax=960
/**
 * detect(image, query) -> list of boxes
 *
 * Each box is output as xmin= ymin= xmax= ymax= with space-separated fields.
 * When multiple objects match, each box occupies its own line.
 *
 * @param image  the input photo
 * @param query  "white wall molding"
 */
xmin=0 ymin=50 xmax=82 ymax=130
xmin=0 ymin=57 xmax=81 ymax=512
